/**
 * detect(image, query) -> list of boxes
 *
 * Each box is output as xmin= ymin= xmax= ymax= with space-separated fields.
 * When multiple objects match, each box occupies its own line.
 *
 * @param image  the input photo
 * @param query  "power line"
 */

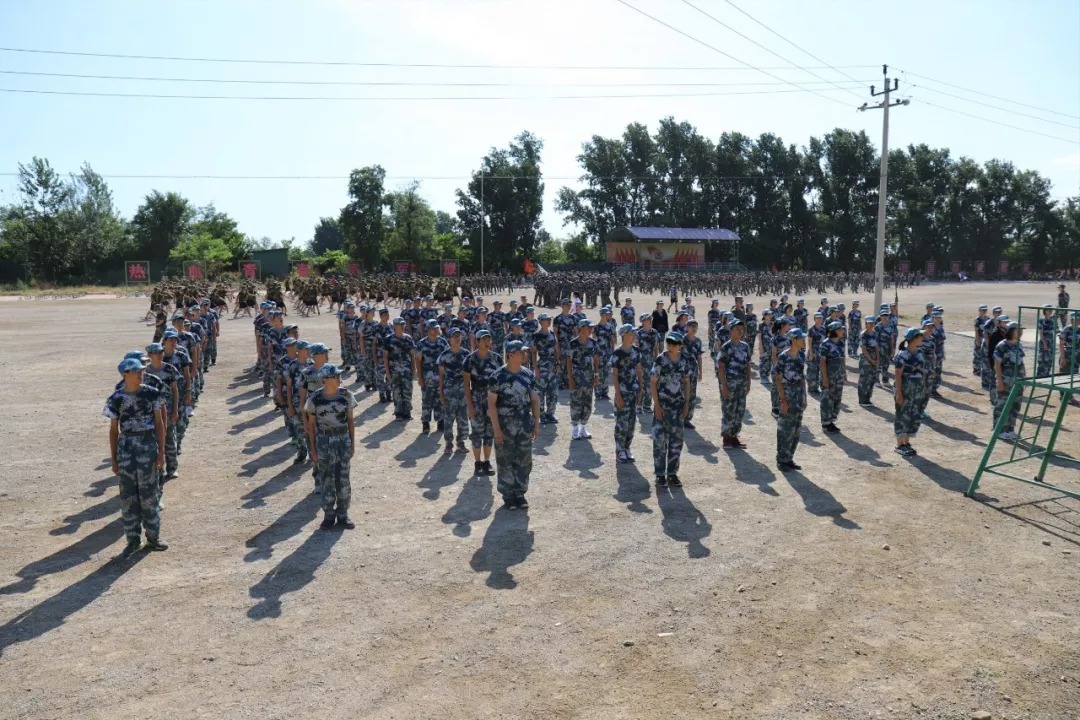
xmin=0 ymin=46 xmax=879 ymax=72
xmin=612 ymin=0 xmax=852 ymax=108
xmin=911 ymin=84 xmax=1080 ymax=130
xmin=0 ymin=69 xmax=871 ymax=89
xmin=678 ymin=0 xmax=866 ymax=102
xmin=919 ymin=99 xmax=1080 ymax=145
xmin=900 ymin=70 xmax=1080 ymax=121
xmin=0 ymin=85 xmax=866 ymax=102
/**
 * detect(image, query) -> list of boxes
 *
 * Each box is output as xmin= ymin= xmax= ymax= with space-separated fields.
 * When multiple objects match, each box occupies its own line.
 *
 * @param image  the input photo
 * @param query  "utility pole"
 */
xmin=480 ymin=173 xmax=484 ymax=274
xmin=859 ymin=64 xmax=909 ymax=313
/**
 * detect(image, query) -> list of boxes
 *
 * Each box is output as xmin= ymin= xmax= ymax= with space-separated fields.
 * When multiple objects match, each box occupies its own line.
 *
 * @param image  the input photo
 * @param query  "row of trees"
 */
xmin=3 ymin=119 xmax=1078 ymax=283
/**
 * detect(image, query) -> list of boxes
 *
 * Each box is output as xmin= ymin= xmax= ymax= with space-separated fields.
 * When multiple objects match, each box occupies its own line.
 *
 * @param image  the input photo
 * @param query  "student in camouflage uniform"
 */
xmin=340 ymin=301 xmax=360 ymax=371
xmin=301 ymin=343 xmax=331 ymax=492
xmin=774 ymin=328 xmax=807 ymax=472
xmin=415 ymin=319 xmax=449 ymax=433
xmin=488 ymin=300 xmax=507 ymax=351
xmin=276 ymin=337 xmax=303 ymax=454
xmin=199 ymin=298 xmax=219 ymax=369
xmin=877 ymin=304 xmax=896 ymax=387
xmin=384 ymin=317 xmax=416 ymax=420
xmin=713 ymin=311 xmax=732 ymax=358
xmin=161 ymin=330 xmax=194 ymax=453
xmin=893 ymin=328 xmax=927 ymax=456
xmin=973 ymin=305 xmax=989 ymax=376
xmin=567 ymin=319 xmax=600 ymax=440
xmin=818 ymin=321 xmax=847 ymax=433
xmin=636 ymin=313 xmax=659 ymax=415
xmin=929 ymin=310 xmax=946 ymax=398
xmin=707 ymin=299 xmax=722 ymax=353
xmin=144 ymin=342 xmax=181 ymax=482
xmin=522 ymin=306 xmax=540 ymax=349
xmin=371 ymin=309 xmax=393 ymax=401
xmin=489 ymin=340 xmax=541 ymax=510
xmin=470 ymin=307 xmax=492 ymax=352
xmin=743 ymin=302 xmax=757 ymax=360
xmin=793 ymin=298 xmax=809 ymax=333
xmin=857 ymin=315 xmax=880 ymax=406
xmin=917 ymin=319 xmax=937 ymax=419
xmin=531 ymin=313 xmax=559 ymax=424
xmin=594 ymin=306 xmax=616 ymax=400
xmin=1060 ymin=312 xmax=1080 ymax=378
xmin=769 ymin=316 xmax=792 ymax=418
xmin=682 ymin=320 xmax=704 ymax=430
xmin=650 ymin=332 xmax=690 ymax=487
xmin=717 ymin=319 xmax=751 ymax=449
xmin=105 ymin=358 xmax=168 ymax=558
xmin=609 ymin=324 xmax=643 ymax=463
xmin=1036 ymin=305 xmax=1056 ymax=378
xmin=505 ymin=319 xmax=528 ymax=366
xmin=464 ymin=330 xmax=502 ymax=476
xmin=847 ymin=300 xmax=862 ymax=358
xmin=304 ymin=364 xmax=357 ymax=530
xmin=553 ymin=299 xmax=578 ymax=387
xmin=806 ymin=312 xmax=825 ymax=395
xmin=286 ymin=341 xmax=312 ymax=464
xmin=758 ymin=309 xmax=774 ymax=387
xmin=438 ymin=328 xmax=471 ymax=454
xmin=993 ymin=322 xmax=1026 ymax=440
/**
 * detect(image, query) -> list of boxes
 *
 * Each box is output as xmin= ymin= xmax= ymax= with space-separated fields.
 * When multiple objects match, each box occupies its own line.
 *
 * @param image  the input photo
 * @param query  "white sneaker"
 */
xmin=571 ymin=424 xmax=580 ymax=440
xmin=581 ymin=425 xmax=592 ymax=439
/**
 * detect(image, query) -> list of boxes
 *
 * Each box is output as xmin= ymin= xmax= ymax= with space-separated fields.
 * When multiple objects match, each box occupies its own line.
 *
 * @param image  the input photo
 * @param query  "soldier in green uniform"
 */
xmin=774 ymin=329 xmax=808 ymax=472
xmin=650 ymin=332 xmax=690 ymax=488
xmin=489 ymin=340 xmax=541 ymax=510
xmin=304 ymin=364 xmax=357 ymax=530
xmin=438 ymin=328 xmax=471 ymax=454
xmin=717 ymin=319 xmax=751 ymax=449
xmin=415 ymin=319 xmax=449 ymax=434
xmin=609 ymin=324 xmax=643 ymax=463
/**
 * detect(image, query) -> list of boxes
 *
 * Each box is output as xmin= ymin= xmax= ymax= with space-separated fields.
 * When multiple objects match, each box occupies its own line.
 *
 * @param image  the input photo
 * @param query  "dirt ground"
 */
xmin=1 ymin=281 xmax=1078 ymax=720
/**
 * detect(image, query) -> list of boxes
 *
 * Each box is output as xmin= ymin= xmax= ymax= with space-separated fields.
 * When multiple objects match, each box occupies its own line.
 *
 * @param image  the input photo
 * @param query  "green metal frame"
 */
xmin=966 ymin=304 xmax=1080 ymax=500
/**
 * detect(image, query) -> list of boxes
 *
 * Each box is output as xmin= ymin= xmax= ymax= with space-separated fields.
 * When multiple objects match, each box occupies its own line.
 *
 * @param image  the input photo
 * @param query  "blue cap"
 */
xmin=393 ymin=317 xmax=405 ymax=325
xmin=309 ymin=343 xmax=330 ymax=355
xmin=665 ymin=331 xmax=683 ymax=344
xmin=284 ymin=337 xmax=298 ymax=346
xmin=163 ymin=328 xmax=179 ymax=339
xmin=926 ymin=302 xmax=934 ymax=307
xmin=931 ymin=311 xmax=943 ymax=318
xmin=905 ymin=328 xmax=924 ymax=341
xmin=820 ymin=297 xmax=828 ymax=303
xmin=449 ymin=328 xmax=463 ymax=337
xmin=640 ymin=313 xmax=651 ymax=322
xmin=921 ymin=319 xmax=934 ymax=327
xmin=510 ymin=318 xmax=522 ymax=327
xmin=562 ymin=298 xmax=571 ymax=305
xmin=296 ymin=340 xmax=311 ymax=351
xmin=687 ymin=319 xmax=698 ymax=327
xmin=539 ymin=313 xmax=551 ymax=321
xmin=319 ymin=364 xmax=342 ymax=379
xmin=578 ymin=319 xmax=592 ymax=328
xmin=476 ymin=329 xmax=492 ymax=340
xmin=379 ymin=308 xmax=389 ymax=316
xmin=777 ymin=316 xmax=792 ymax=326
xmin=1042 ymin=303 xmax=1053 ymax=309
xmin=813 ymin=312 xmax=824 ymax=319
xmin=879 ymin=309 xmax=890 ymax=317
xmin=852 ymin=300 xmax=860 ymax=305
xmin=992 ymin=306 xmax=1002 ymax=312
xmin=118 ymin=358 xmax=144 ymax=374
xmin=787 ymin=328 xmax=806 ymax=340
xmin=997 ymin=315 xmax=1010 ymax=323
xmin=146 ymin=343 xmax=165 ymax=355
xmin=172 ymin=313 xmax=185 ymax=321
xmin=729 ymin=319 xmax=743 ymax=329
xmin=525 ymin=306 xmax=535 ymax=314
xmin=600 ymin=306 xmax=612 ymax=314
xmin=1006 ymin=321 xmax=1019 ymax=331
xmin=827 ymin=321 xmax=844 ymax=331
xmin=492 ymin=300 xmax=503 ymax=306
xmin=476 ymin=307 xmax=488 ymax=314
xmin=746 ymin=302 xmax=754 ymax=308
xmin=260 ymin=302 xmax=271 ymax=309
xmin=797 ymin=298 xmax=805 ymax=304
xmin=505 ymin=340 xmax=527 ymax=354
xmin=979 ymin=305 xmax=989 ymax=310
xmin=620 ymin=323 xmax=636 ymax=335
xmin=444 ymin=303 xmax=453 ymax=309
xmin=425 ymin=319 xmax=439 ymax=328
xmin=676 ymin=310 xmax=688 ymax=318
xmin=425 ymin=294 xmax=434 ymax=300
xmin=123 ymin=350 xmax=149 ymax=364
xmin=344 ymin=300 xmax=355 ymax=307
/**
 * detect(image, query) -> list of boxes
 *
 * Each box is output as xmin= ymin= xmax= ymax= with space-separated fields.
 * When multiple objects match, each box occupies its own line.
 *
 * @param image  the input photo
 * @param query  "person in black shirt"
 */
xmin=986 ymin=314 xmax=1009 ymax=376
xmin=651 ymin=300 xmax=670 ymax=335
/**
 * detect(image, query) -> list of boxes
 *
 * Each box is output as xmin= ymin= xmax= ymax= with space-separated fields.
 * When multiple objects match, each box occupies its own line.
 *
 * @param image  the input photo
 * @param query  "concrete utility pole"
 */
xmin=859 ymin=64 xmax=909 ymax=313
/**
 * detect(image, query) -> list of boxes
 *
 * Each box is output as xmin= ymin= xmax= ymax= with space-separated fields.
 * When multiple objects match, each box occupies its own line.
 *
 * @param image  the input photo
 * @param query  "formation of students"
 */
xmin=103 ymin=299 xmax=220 ymax=557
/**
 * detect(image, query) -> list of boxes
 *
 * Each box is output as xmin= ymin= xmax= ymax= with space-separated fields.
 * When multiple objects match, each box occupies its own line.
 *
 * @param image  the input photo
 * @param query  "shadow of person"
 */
xmin=227 ymin=388 xmax=266 ymax=405
xmin=684 ymin=432 xmax=720 ymax=464
xmin=228 ymin=395 xmax=271 ymax=415
xmin=533 ymin=423 xmax=559 ymax=456
xmin=1 ymin=517 xmax=126 ymax=595
xmin=826 ymin=433 xmax=893 ymax=468
xmin=932 ymin=394 xmax=986 ymax=414
xmin=238 ymin=444 xmax=297 ymax=478
xmin=357 ymin=401 xmax=390 ymax=424
xmin=782 ymin=471 xmax=860 ymax=530
xmin=244 ymin=494 xmax=322 ymax=562
xmin=242 ymin=426 xmax=290 ymax=455
xmin=0 ymin=553 xmax=146 ymax=657
xmin=564 ymin=440 xmax=603 ymax=479
xmin=395 ymin=432 xmax=440 ymax=469
xmin=441 ymin=474 xmax=494 ymax=537
xmin=228 ymin=409 xmax=280 ymax=436
xmin=863 ymin=405 xmax=895 ymax=423
xmin=417 ymin=453 xmax=466 ymax=501
xmin=729 ymin=449 xmax=780 ymax=497
xmin=469 ymin=507 xmax=534 ymax=590
xmin=361 ymin=420 xmax=407 ymax=449
xmin=922 ymin=418 xmax=987 ymax=448
xmin=241 ymin=464 xmax=308 ymax=509
xmin=84 ymin=476 xmax=117 ymax=497
xmin=655 ymin=486 xmax=712 ymax=558
xmin=614 ymin=462 xmax=653 ymax=513
xmin=247 ymin=529 xmax=343 ymax=619
xmin=49 ymin=495 xmax=121 ymax=536
xmin=906 ymin=454 xmax=980 ymax=495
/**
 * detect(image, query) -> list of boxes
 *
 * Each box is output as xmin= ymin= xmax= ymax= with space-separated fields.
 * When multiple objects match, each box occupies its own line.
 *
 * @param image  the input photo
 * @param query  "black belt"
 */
xmin=319 ymin=427 xmax=349 ymax=437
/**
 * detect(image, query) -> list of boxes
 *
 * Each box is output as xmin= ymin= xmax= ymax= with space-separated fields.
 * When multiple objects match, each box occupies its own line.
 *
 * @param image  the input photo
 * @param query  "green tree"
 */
xmin=2 ymin=157 xmax=74 ymax=281
xmin=190 ymin=204 xmax=251 ymax=265
xmin=311 ymin=217 xmax=343 ymax=255
xmin=340 ymin=165 xmax=387 ymax=270
xmin=65 ymin=163 xmax=127 ymax=278
xmin=131 ymin=191 xmax=195 ymax=269
xmin=385 ymin=181 xmax=437 ymax=264
xmin=169 ymin=232 xmax=233 ymax=273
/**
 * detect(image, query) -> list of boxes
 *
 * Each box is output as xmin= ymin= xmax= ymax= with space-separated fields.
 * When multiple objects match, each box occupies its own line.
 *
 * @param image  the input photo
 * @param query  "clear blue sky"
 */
xmin=1 ymin=0 xmax=1077 ymax=245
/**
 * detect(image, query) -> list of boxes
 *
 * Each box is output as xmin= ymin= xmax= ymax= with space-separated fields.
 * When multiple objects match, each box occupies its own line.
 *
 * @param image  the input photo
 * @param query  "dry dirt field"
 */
xmin=1 ymin=281 xmax=1078 ymax=720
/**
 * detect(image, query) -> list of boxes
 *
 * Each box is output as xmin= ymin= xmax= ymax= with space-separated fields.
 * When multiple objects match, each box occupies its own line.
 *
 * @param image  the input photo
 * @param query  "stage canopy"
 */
xmin=604 ymin=227 xmax=741 ymax=243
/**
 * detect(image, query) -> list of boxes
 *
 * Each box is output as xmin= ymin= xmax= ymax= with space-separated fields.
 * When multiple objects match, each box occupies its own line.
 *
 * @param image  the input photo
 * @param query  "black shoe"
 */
xmin=667 ymin=474 xmax=682 ymax=487
xmin=483 ymin=460 xmax=494 ymax=475
xmin=474 ymin=461 xmax=485 ymax=476
xmin=122 ymin=540 xmax=142 ymax=558
xmin=656 ymin=476 xmax=668 ymax=487
xmin=319 ymin=513 xmax=336 ymax=530
xmin=931 ymin=391 xmax=944 ymax=400
xmin=824 ymin=423 xmax=841 ymax=434
xmin=437 ymin=420 xmax=444 ymax=431
xmin=456 ymin=443 xmax=469 ymax=454
xmin=293 ymin=454 xmax=306 ymax=464
xmin=517 ymin=496 xmax=529 ymax=510
xmin=683 ymin=421 xmax=696 ymax=430
xmin=145 ymin=536 xmax=169 ymax=551
xmin=444 ymin=442 xmax=453 ymax=454
xmin=778 ymin=461 xmax=794 ymax=472
xmin=337 ymin=515 xmax=356 ymax=530
xmin=503 ymin=496 xmax=517 ymax=511
xmin=787 ymin=462 xmax=802 ymax=470
xmin=422 ymin=422 xmax=431 ymax=434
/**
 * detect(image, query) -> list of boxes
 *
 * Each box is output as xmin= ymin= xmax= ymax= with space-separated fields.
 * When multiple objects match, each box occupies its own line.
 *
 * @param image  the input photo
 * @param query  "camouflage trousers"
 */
xmin=494 ymin=421 xmax=533 ymax=500
xmin=651 ymin=405 xmax=684 ymax=476
xmin=857 ymin=356 xmax=877 ymax=404
xmin=759 ymin=353 xmax=773 ymax=386
xmin=316 ymin=434 xmax=352 ymax=516
xmin=881 ymin=342 xmax=896 ymax=383
xmin=354 ymin=351 xmax=372 ymax=387
xmin=419 ymin=378 xmax=443 ymax=423
xmin=614 ymin=390 xmax=639 ymax=450
xmin=117 ymin=434 xmax=162 ymax=544
xmin=376 ymin=364 xmax=392 ymax=399
xmin=639 ymin=357 xmax=655 ymax=412
xmin=442 ymin=392 xmax=468 ymax=445
xmin=894 ymin=378 xmax=925 ymax=437
xmin=536 ymin=370 xmax=558 ymax=418
xmin=720 ymin=378 xmax=748 ymax=437
xmin=807 ymin=351 xmax=821 ymax=393
xmin=819 ymin=361 xmax=845 ymax=425
xmin=262 ymin=363 xmax=274 ymax=396
xmin=391 ymin=373 xmax=413 ymax=416
xmin=776 ymin=406 xmax=803 ymax=464
xmin=469 ymin=393 xmax=495 ymax=448
xmin=746 ymin=333 xmax=757 ymax=360
xmin=283 ymin=409 xmax=307 ymax=457
xmin=595 ymin=351 xmax=611 ymax=399
xmin=176 ymin=407 xmax=190 ymax=451
xmin=932 ymin=354 xmax=944 ymax=392
xmin=569 ymin=386 xmax=594 ymax=424
xmin=973 ymin=343 xmax=983 ymax=375
xmin=1036 ymin=347 xmax=1054 ymax=378
xmin=847 ymin=333 xmax=860 ymax=358
xmin=164 ymin=421 xmax=179 ymax=475
xmin=980 ymin=353 xmax=993 ymax=391
xmin=685 ymin=375 xmax=699 ymax=422
xmin=207 ymin=340 xmax=217 ymax=365
xmin=770 ymin=377 xmax=780 ymax=415
xmin=992 ymin=378 xmax=1023 ymax=433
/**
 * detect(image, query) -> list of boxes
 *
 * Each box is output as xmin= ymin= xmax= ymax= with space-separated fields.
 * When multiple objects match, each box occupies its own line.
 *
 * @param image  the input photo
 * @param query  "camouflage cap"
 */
xmin=308 ymin=343 xmax=331 ymax=355
xmin=539 ymin=313 xmax=551 ymax=321
xmin=118 ymin=358 xmax=144 ymax=374
xmin=505 ymin=340 xmax=528 ymax=354
xmin=475 ymin=329 xmax=492 ymax=340
xmin=664 ymin=331 xmax=683 ymax=344
xmin=425 ymin=319 xmax=439 ymax=329
xmin=393 ymin=317 xmax=405 ymax=325
xmin=319 ymin=364 xmax=342 ymax=379
xmin=619 ymin=323 xmax=636 ymax=335
xmin=146 ymin=343 xmax=165 ymax=355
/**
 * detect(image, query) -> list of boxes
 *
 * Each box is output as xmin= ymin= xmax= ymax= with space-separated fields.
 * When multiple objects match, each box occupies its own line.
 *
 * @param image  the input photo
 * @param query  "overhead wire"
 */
xmin=918 ymin=100 xmax=1080 ymax=145
xmin=678 ymin=0 xmax=866 ymax=102
xmin=900 ymin=69 xmax=1080 ymax=121
xmin=909 ymin=84 xmax=1080 ymax=130
xmin=611 ymin=0 xmax=853 ymax=108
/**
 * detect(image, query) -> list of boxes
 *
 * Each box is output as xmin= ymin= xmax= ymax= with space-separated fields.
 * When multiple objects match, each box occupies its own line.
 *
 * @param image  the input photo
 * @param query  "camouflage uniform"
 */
xmin=682 ymin=336 xmax=703 ymax=423
xmin=385 ymin=331 xmax=416 ymax=417
xmin=594 ymin=319 xmax=616 ymax=400
xmin=609 ymin=345 xmax=642 ymax=453
xmin=992 ymin=340 xmax=1025 ymax=434
xmin=973 ymin=314 xmax=988 ymax=376
xmin=465 ymin=350 xmax=503 ymax=449
xmin=103 ymin=385 xmax=164 ymax=544
xmin=773 ymin=350 xmax=806 ymax=464
xmin=893 ymin=348 xmax=926 ymax=437
xmin=301 ymin=363 xmax=327 ymax=487
xmin=341 ymin=311 xmax=360 ymax=368
xmin=807 ymin=323 xmax=826 ymax=393
xmin=304 ymin=388 xmax=357 ymax=519
xmin=758 ymin=324 xmax=773 ymax=386
xmin=488 ymin=309 xmax=507 ymax=350
xmin=370 ymin=320 xmax=393 ymax=400
xmin=918 ymin=332 xmax=936 ymax=417
xmin=877 ymin=320 xmax=896 ymax=385
xmin=439 ymin=347 xmax=471 ymax=447
xmin=1036 ymin=315 xmax=1055 ymax=378
xmin=819 ymin=338 xmax=846 ymax=426
xmin=857 ymin=327 xmax=879 ymax=404
xmin=145 ymin=362 xmax=182 ymax=476
xmin=417 ymin=336 xmax=449 ymax=424
xmin=568 ymin=336 xmax=598 ymax=425
xmin=491 ymin=365 xmax=537 ymax=503
xmin=164 ymin=347 xmax=193 ymax=451
xmin=769 ymin=332 xmax=787 ymax=416
xmin=931 ymin=324 xmax=946 ymax=393
xmin=717 ymin=339 xmax=750 ymax=438
xmin=286 ymin=357 xmax=312 ymax=459
xmin=532 ymin=329 xmax=559 ymax=420
xmin=636 ymin=324 xmax=660 ymax=413
xmin=553 ymin=312 xmax=578 ymax=385
xmin=650 ymin=353 xmax=687 ymax=477
xmin=846 ymin=308 xmax=862 ymax=358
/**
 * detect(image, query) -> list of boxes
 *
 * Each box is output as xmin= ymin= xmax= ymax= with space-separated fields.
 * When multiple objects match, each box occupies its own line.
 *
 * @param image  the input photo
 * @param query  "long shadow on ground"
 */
xmin=782 ymin=471 xmax=861 ymax=530
xmin=1 ymin=518 xmax=125 ymax=595
xmin=469 ymin=506 xmax=534 ymax=589
xmin=656 ymin=486 xmax=712 ymax=558
xmin=442 ymin=473 xmax=493 ymax=537
xmin=247 ymin=530 xmax=343 ymax=619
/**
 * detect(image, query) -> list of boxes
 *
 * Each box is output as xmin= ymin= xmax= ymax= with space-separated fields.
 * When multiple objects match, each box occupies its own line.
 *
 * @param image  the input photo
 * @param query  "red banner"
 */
xmin=186 ymin=264 xmax=204 ymax=280
xmin=241 ymin=262 xmax=257 ymax=279
xmin=347 ymin=263 xmax=360 ymax=276
xmin=296 ymin=262 xmax=309 ymax=278
xmin=899 ymin=261 xmax=910 ymax=273
xmin=394 ymin=261 xmax=411 ymax=274
xmin=126 ymin=261 xmax=150 ymax=282
xmin=999 ymin=260 xmax=1009 ymax=274
xmin=975 ymin=261 xmax=985 ymax=274
xmin=442 ymin=260 xmax=459 ymax=277
xmin=925 ymin=261 xmax=936 ymax=276
xmin=524 ymin=258 xmax=536 ymax=275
